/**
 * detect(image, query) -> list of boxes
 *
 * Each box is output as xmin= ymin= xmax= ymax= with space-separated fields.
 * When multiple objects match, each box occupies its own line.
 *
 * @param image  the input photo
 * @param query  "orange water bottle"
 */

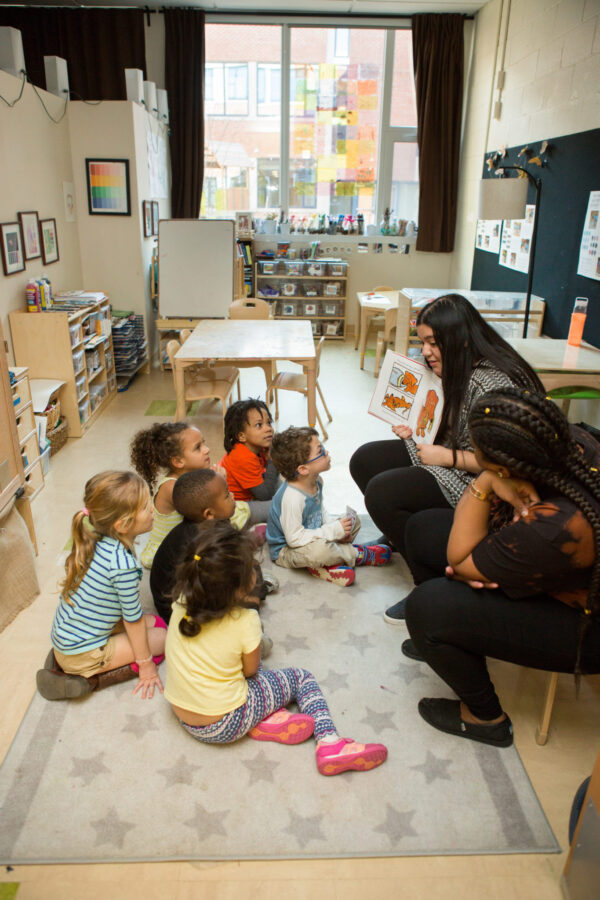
xmin=567 ymin=297 xmax=588 ymax=346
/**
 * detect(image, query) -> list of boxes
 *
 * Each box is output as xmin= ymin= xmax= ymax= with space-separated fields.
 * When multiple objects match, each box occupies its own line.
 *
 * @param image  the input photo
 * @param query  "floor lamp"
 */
xmin=478 ymin=166 xmax=542 ymax=338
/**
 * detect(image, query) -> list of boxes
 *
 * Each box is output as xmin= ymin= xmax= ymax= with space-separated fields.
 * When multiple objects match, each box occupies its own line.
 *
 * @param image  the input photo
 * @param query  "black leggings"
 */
xmin=349 ymin=439 xmax=450 ymax=559
xmin=403 ymin=510 xmax=600 ymax=720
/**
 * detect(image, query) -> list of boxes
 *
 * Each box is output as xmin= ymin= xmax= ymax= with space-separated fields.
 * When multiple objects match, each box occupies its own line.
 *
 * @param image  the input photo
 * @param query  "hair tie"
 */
xmin=183 ymin=613 xmax=193 ymax=622
xmin=591 ymin=467 xmax=598 ymax=473
xmin=496 ymin=471 xmax=505 ymax=479
xmin=81 ymin=507 xmax=89 ymax=516
xmin=194 ymin=553 xmax=201 ymax=562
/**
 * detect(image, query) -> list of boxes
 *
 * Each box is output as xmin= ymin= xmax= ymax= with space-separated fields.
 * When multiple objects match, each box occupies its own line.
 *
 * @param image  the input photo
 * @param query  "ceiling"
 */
xmin=10 ymin=1 xmax=488 ymax=16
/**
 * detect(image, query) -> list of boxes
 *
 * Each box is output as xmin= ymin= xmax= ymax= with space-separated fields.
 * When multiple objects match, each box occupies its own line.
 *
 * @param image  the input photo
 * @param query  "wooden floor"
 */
xmin=1 ymin=341 xmax=599 ymax=900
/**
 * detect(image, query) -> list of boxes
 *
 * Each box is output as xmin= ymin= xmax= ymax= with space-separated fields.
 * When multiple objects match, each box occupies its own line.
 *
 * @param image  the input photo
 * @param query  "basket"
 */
xmin=42 ymin=399 xmax=61 ymax=431
xmin=48 ymin=417 xmax=68 ymax=456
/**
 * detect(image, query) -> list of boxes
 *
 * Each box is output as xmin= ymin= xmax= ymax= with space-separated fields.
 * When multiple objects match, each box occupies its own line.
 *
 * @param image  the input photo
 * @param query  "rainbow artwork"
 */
xmin=86 ymin=159 xmax=130 ymax=216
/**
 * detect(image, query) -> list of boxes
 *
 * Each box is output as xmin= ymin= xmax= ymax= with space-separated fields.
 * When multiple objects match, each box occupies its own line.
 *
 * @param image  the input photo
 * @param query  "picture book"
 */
xmin=368 ymin=350 xmax=444 ymax=444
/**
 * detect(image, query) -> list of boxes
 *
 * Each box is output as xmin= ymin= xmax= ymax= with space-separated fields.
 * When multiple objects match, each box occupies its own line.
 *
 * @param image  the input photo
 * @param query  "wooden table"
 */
xmin=511 ymin=338 xmax=600 ymax=394
xmin=395 ymin=289 xmax=546 ymax=354
xmin=355 ymin=291 xmax=399 ymax=368
xmin=174 ymin=319 xmax=317 ymax=424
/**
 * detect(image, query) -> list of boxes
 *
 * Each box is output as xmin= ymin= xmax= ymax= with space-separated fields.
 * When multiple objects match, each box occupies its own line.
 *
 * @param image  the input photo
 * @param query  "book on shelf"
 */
xmin=368 ymin=350 xmax=444 ymax=445
xmin=53 ymin=290 xmax=107 ymax=305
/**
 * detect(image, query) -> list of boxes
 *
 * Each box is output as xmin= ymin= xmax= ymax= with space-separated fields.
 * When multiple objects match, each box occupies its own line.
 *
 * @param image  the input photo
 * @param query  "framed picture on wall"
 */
xmin=40 ymin=218 xmax=59 ymax=264
xmin=143 ymin=201 xmax=152 ymax=237
xmin=151 ymin=200 xmax=159 ymax=236
xmin=0 ymin=221 xmax=25 ymax=275
xmin=18 ymin=211 xmax=41 ymax=260
xmin=85 ymin=158 xmax=131 ymax=216
xmin=235 ymin=211 xmax=252 ymax=238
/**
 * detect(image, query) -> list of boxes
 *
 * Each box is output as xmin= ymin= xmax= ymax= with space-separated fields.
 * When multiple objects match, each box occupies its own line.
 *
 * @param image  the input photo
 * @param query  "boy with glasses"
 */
xmin=267 ymin=426 xmax=390 ymax=586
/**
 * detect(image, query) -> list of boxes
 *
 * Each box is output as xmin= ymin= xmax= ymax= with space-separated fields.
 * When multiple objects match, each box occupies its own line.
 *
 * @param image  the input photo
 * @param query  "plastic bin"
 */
xmin=280 ymin=300 xmax=298 ymax=316
xmin=281 ymin=282 xmax=298 ymax=296
xmin=69 ymin=323 xmax=81 ymax=347
xmin=322 ymin=300 xmax=340 ymax=316
xmin=285 ymin=260 xmax=304 ymax=276
xmin=311 ymin=321 xmax=322 ymax=336
xmin=258 ymin=260 xmax=278 ymax=275
xmin=324 ymin=281 xmax=341 ymax=296
xmin=78 ymin=398 xmax=90 ymax=424
xmin=303 ymin=282 xmax=321 ymax=297
xmin=327 ymin=260 xmax=347 ymax=276
xmin=75 ymin=373 xmax=87 ymax=400
xmin=323 ymin=320 xmax=342 ymax=336
xmin=257 ymin=282 xmax=279 ymax=299
xmin=89 ymin=383 xmax=107 ymax=413
xmin=72 ymin=348 xmax=85 ymax=374
xmin=306 ymin=261 xmax=325 ymax=276
xmin=303 ymin=300 xmax=319 ymax=316
xmin=40 ymin=445 xmax=51 ymax=476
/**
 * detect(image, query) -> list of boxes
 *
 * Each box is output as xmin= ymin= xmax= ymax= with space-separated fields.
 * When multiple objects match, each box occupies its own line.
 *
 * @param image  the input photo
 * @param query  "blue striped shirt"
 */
xmin=51 ymin=537 xmax=143 ymax=654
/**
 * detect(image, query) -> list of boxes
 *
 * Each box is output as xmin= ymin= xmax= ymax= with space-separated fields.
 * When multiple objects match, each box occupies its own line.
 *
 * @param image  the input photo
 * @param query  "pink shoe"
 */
xmin=353 ymin=544 xmax=392 ymax=566
xmin=307 ymin=565 xmax=355 ymax=586
xmin=249 ymin=709 xmax=315 ymax=744
xmin=316 ymin=737 xmax=388 ymax=776
xmin=130 ymin=653 xmax=165 ymax=674
xmin=252 ymin=524 xmax=267 ymax=546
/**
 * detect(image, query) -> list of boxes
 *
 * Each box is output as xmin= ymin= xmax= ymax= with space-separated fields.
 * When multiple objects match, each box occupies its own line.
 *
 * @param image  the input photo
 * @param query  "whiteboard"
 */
xmin=158 ymin=219 xmax=235 ymax=318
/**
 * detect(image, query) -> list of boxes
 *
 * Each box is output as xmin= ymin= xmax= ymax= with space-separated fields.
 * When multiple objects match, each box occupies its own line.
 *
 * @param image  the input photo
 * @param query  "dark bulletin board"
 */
xmin=471 ymin=128 xmax=600 ymax=347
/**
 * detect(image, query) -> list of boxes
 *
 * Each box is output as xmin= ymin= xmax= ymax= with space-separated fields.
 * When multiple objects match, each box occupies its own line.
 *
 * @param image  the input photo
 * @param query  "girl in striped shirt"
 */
xmin=37 ymin=471 xmax=166 ymax=701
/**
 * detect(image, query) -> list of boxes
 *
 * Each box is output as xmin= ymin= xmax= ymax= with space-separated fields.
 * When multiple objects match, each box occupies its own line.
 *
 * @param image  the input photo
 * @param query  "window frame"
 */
xmin=204 ymin=15 xmax=416 ymax=223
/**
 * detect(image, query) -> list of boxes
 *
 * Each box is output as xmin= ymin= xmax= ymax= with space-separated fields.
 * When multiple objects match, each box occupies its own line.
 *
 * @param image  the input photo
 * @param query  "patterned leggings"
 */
xmin=180 ymin=667 xmax=338 ymax=744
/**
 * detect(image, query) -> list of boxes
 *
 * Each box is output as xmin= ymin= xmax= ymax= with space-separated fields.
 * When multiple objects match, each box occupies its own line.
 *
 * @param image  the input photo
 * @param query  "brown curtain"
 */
xmin=164 ymin=9 xmax=205 ymax=219
xmin=412 ymin=14 xmax=464 ymax=252
xmin=0 ymin=8 xmax=146 ymax=100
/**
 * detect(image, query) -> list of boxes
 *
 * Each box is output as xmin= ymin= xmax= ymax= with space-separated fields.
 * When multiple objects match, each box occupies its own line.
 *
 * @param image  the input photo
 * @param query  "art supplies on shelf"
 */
xmin=368 ymin=350 xmax=444 ymax=444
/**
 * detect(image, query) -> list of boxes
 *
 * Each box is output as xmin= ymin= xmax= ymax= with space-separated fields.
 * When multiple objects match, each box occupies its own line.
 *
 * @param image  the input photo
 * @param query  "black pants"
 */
xmin=349 ymin=439 xmax=450 ymax=559
xmin=403 ymin=510 xmax=600 ymax=719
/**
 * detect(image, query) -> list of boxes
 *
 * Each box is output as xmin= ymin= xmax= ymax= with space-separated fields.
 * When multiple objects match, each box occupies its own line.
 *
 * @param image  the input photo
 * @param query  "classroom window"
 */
xmin=202 ymin=22 xmax=418 ymax=224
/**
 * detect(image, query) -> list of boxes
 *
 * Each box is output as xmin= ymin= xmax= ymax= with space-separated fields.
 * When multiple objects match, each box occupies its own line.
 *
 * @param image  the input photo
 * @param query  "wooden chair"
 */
xmin=354 ymin=285 xmax=394 ymax=350
xmin=227 ymin=298 xmax=275 ymax=392
xmin=267 ymin=336 xmax=332 ymax=440
xmin=374 ymin=307 xmax=399 ymax=377
xmin=536 ymin=672 xmax=559 ymax=745
xmin=166 ymin=339 xmax=240 ymax=430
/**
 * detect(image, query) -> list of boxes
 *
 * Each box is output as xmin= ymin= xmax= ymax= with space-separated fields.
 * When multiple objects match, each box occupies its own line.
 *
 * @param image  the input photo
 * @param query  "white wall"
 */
xmin=0 ymin=70 xmax=83 ymax=361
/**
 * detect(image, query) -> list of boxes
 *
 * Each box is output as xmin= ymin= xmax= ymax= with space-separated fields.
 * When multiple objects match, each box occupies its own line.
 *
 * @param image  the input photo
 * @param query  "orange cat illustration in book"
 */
xmin=401 ymin=370 xmax=418 ymax=395
xmin=415 ymin=390 xmax=439 ymax=437
xmin=383 ymin=393 xmax=411 ymax=413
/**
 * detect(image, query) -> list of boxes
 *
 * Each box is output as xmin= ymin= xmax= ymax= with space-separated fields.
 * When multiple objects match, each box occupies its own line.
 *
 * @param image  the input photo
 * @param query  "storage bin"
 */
xmin=78 ymin=398 xmax=90 ymax=425
xmin=303 ymin=300 xmax=319 ymax=316
xmin=89 ymin=383 xmax=107 ymax=413
xmin=285 ymin=260 xmax=304 ymax=276
xmin=75 ymin=374 xmax=87 ymax=400
xmin=40 ymin=398 xmax=61 ymax=431
xmin=281 ymin=282 xmax=298 ymax=296
xmin=311 ymin=321 xmax=322 ymax=336
xmin=327 ymin=260 xmax=347 ymax=276
xmin=306 ymin=261 xmax=325 ymax=276
xmin=303 ymin=282 xmax=321 ymax=297
xmin=322 ymin=300 xmax=340 ymax=317
xmin=257 ymin=283 xmax=279 ymax=299
xmin=48 ymin=418 xmax=68 ymax=455
xmin=280 ymin=300 xmax=298 ymax=316
xmin=86 ymin=348 xmax=101 ymax=372
xmin=258 ymin=260 xmax=278 ymax=275
xmin=324 ymin=320 xmax=342 ymax=336
xmin=69 ymin=323 xmax=81 ymax=347
xmin=72 ymin=348 xmax=85 ymax=375
xmin=324 ymin=281 xmax=341 ymax=296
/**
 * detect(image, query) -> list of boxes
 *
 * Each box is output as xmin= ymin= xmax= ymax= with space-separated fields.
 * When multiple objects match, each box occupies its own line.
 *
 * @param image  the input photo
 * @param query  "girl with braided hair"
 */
xmin=349 ymin=295 xmax=544 ymax=624
xmin=400 ymin=388 xmax=600 ymax=747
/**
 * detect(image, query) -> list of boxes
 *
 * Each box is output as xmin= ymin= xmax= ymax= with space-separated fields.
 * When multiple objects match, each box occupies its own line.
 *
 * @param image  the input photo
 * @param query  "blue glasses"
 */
xmin=306 ymin=447 xmax=328 ymax=464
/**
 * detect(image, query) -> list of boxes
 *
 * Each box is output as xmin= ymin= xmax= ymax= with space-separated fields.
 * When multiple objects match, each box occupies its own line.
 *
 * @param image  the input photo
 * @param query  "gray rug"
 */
xmin=0 ymin=541 xmax=559 ymax=863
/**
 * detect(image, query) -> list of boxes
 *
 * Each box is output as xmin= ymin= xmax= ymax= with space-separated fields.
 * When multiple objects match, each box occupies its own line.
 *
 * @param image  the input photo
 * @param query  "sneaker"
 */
xmin=262 ymin=570 xmax=279 ymax=594
xmin=249 ymin=710 xmax=314 ymax=744
xmin=316 ymin=737 xmax=388 ymax=776
xmin=260 ymin=634 xmax=273 ymax=659
xmin=383 ymin=598 xmax=407 ymax=624
xmin=401 ymin=639 xmax=424 ymax=662
xmin=36 ymin=668 xmax=92 ymax=701
xmin=354 ymin=544 xmax=392 ymax=566
xmin=307 ymin=565 xmax=356 ymax=586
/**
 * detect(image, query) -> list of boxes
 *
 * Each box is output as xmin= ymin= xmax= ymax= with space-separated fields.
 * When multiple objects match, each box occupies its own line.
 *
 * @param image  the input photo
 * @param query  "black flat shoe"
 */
xmin=401 ymin=639 xmax=424 ymax=662
xmin=418 ymin=698 xmax=513 ymax=748
xmin=384 ymin=598 xmax=407 ymax=624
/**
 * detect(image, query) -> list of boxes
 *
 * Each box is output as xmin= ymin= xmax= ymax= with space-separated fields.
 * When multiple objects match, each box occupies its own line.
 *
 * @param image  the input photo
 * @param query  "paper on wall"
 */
xmin=577 ymin=190 xmax=600 ymax=281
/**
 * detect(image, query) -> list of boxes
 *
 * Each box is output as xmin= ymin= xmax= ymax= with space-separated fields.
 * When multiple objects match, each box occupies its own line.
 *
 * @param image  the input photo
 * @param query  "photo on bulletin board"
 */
xmin=18 ymin=211 xmax=41 ymax=260
xmin=143 ymin=201 xmax=153 ymax=238
xmin=40 ymin=218 xmax=59 ymax=264
xmin=85 ymin=158 xmax=131 ymax=216
xmin=152 ymin=201 xmax=159 ymax=235
xmin=0 ymin=221 xmax=25 ymax=275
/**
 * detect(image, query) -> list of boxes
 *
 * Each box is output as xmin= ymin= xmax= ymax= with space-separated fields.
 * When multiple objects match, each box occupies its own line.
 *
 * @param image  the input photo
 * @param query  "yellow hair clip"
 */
xmin=484 ymin=407 xmax=490 ymax=414
xmin=591 ymin=467 xmax=598 ymax=473
xmin=183 ymin=613 xmax=193 ymax=622
xmin=194 ymin=553 xmax=202 ymax=561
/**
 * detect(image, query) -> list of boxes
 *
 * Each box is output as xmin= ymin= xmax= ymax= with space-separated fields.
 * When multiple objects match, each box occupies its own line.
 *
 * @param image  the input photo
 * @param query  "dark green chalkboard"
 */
xmin=471 ymin=128 xmax=600 ymax=346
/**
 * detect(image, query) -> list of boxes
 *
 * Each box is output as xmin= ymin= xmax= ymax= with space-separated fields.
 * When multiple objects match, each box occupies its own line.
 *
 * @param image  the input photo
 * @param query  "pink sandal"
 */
xmin=316 ymin=737 xmax=388 ymax=775
xmin=249 ymin=710 xmax=314 ymax=744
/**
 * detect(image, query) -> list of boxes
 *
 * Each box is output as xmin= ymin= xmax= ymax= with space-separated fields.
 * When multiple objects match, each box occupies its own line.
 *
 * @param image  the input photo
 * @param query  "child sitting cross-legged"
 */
xmin=165 ymin=520 xmax=388 ymax=776
xmin=267 ymin=427 xmax=391 ymax=587
xmin=150 ymin=469 xmax=278 ymax=643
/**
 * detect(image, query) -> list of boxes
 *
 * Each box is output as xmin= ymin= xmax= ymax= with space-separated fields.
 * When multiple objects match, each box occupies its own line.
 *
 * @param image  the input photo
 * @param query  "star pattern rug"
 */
xmin=0 ymin=541 xmax=559 ymax=863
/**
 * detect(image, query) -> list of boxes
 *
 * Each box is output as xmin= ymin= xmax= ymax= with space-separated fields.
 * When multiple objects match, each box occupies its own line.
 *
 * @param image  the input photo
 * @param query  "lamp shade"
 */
xmin=478 ymin=176 xmax=528 ymax=220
